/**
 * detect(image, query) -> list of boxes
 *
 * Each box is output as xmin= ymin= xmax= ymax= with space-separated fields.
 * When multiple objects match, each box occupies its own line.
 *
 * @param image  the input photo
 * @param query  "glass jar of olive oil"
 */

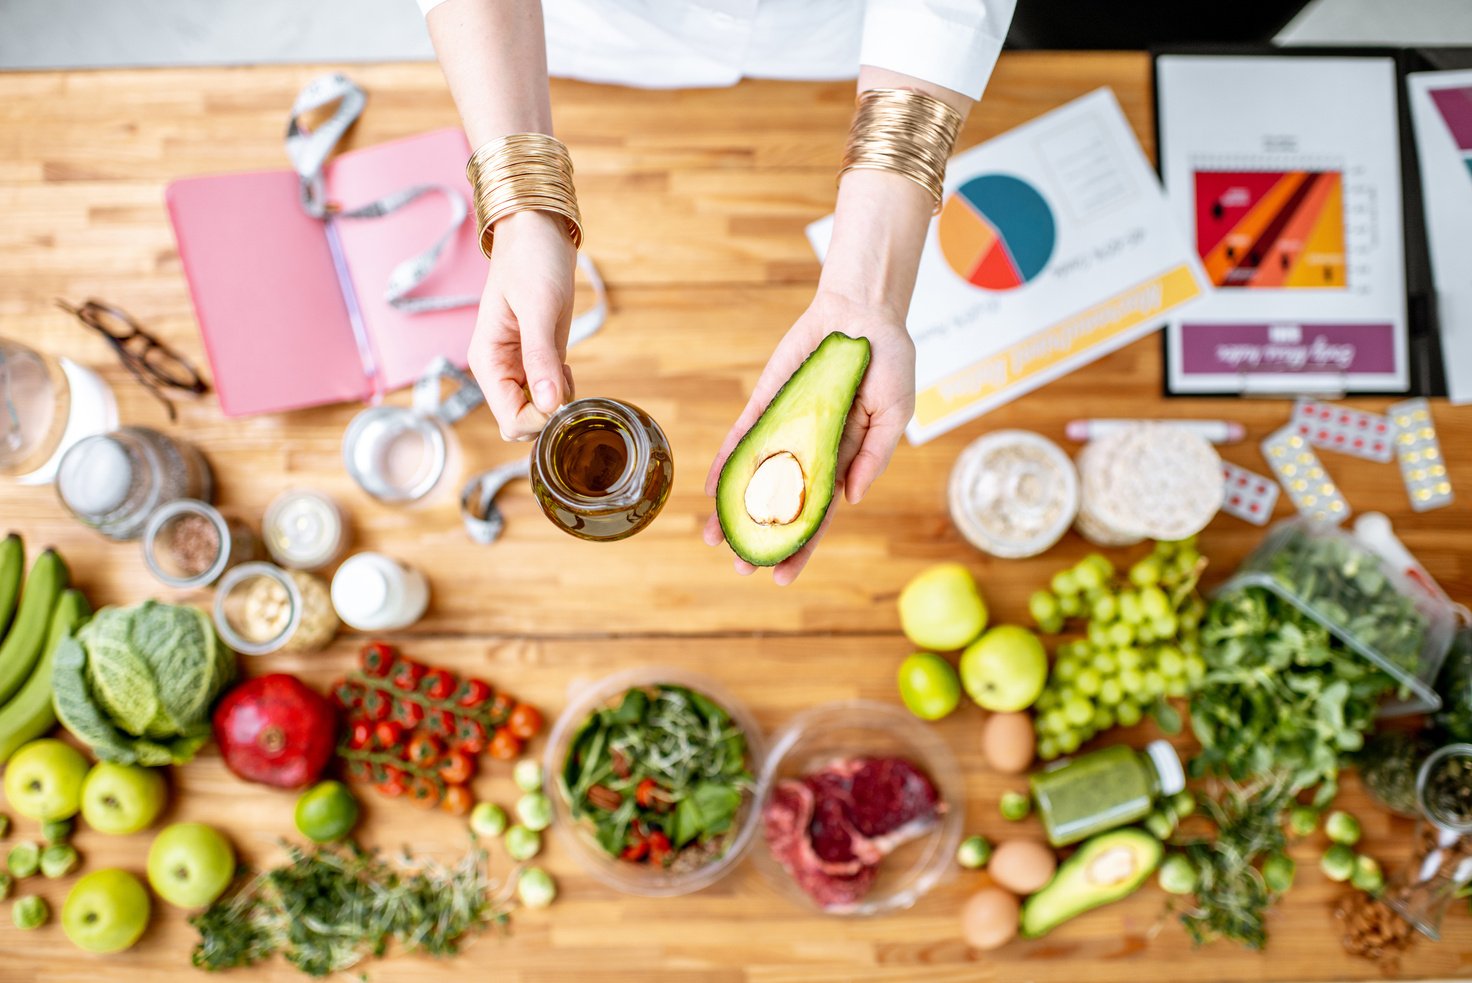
xmin=531 ymin=397 xmax=672 ymax=541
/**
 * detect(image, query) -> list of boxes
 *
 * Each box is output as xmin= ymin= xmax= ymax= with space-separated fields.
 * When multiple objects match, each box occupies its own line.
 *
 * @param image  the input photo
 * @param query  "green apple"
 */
xmin=81 ymin=762 xmax=167 ymax=836
xmin=898 ymin=563 xmax=988 ymax=651
xmin=3 ymin=739 xmax=89 ymax=821
xmin=147 ymin=822 xmax=235 ymax=909
xmin=896 ymin=652 xmax=961 ymax=720
xmin=61 ymin=869 xmax=150 ymax=953
xmin=960 ymin=625 xmax=1048 ymax=712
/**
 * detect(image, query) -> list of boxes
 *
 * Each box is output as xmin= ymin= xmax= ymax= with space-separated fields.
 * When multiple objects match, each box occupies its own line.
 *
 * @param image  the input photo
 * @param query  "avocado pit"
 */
xmin=744 ymin=451 xmax=806 ymax=526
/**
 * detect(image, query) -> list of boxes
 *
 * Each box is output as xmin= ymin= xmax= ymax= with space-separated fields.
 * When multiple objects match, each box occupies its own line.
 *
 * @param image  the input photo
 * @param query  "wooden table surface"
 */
xmin=1 ymin=51 xmax=1471 ymax=983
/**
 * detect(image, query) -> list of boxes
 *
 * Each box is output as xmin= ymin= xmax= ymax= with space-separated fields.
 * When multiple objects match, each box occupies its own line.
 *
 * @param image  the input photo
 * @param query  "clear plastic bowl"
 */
xmin=1215 ymin=517 xmax=1459 ymax=714
xmin=751 ymin=700 xmax=964 ymax=917
xmin=542 ymin=667 xmax=766 ymax=897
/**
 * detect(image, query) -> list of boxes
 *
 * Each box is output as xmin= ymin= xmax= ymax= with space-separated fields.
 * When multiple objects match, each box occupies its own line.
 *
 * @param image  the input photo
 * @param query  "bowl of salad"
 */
xmin=545 ymin=667 xmax=766 ymax=896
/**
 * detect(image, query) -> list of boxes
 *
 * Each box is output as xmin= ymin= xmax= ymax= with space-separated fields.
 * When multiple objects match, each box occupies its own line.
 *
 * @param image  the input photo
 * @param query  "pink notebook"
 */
xmin=166 ymin=129 xmax=485 ymax=418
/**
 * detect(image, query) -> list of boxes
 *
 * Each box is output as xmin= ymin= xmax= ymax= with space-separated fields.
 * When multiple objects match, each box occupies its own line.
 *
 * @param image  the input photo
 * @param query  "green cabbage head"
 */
xmin=52 ymin=601 xmax=237 ymax=765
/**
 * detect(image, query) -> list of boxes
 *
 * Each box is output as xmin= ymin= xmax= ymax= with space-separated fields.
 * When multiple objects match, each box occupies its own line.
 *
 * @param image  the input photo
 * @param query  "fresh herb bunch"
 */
xmin=190 ymin=841 xmax=513 ymax=977
xmin=1172 ymin=777 xmax=1294 ymax=950
xmin=1191 ymin=586 xmax=1399 ymax=800
xmin=562 ymin=685 xmax=752 ymax=864
xmin=1258 ymin=523 xmax=1429 ymax=677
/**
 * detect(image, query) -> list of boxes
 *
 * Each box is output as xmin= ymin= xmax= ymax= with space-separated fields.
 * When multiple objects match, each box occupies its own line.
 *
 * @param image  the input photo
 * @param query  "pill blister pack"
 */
xmin=1220 ymin=461 xmax=1279 ymax=525
xmin=1261 ymin=425 xmax=1349 ymax=524
xmin=1389 ymin=398 xmax=1454 ymax=512
xmin=1292 ymin=399 xmax=1394 ymax=463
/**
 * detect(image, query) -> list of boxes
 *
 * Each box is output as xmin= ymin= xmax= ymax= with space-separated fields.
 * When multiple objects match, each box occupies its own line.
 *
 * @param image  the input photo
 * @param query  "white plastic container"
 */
xmin=948 ymin=430 xmax=1079 ymax=558
xmin=330 ymin=551 xmax=429 ymax=631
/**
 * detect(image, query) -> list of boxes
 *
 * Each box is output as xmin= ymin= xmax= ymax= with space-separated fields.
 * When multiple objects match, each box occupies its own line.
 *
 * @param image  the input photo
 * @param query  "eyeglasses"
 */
xmin=56 ymin=299 xmax=209 ymax=422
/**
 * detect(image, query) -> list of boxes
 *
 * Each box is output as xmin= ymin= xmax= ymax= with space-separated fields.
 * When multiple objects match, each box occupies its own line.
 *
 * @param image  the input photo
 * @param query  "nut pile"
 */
xmin=1335 ymin=891 xmax=1414 ymax=961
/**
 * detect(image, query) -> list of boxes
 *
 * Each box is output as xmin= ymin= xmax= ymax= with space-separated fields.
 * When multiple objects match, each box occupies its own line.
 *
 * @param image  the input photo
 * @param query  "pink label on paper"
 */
xmin=1177 ymin=323 xmax=1398 ymax=376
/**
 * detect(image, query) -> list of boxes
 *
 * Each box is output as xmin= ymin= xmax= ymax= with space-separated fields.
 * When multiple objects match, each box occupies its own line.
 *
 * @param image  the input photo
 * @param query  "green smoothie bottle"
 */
xmin=1030 ymin=740 xmax=1185 ymax=847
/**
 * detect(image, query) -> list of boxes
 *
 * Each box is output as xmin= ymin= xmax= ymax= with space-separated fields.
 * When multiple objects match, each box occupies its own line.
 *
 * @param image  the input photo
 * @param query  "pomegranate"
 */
xmin=213 ymin=674 xmax=337 ymax=789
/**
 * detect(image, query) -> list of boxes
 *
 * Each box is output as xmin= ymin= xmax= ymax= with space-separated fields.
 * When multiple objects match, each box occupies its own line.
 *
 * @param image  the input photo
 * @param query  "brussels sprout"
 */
xmin=1262 ymin=853 xmax=1296 ymax=894
xmin=516 ymin=792 xmax=553 ymax=833
xmin=1287 ymin=806 xmax=1318 ymax=838
xmin=470 ymin=802 xmax=509 ymax=838
xmin=999 ymin=792 xmax=1031 ymax=822
xmin=1351 ymin=854 xmax=1384 ymax=895
xmin=517 ymin=866 xmax=557 ymax=908
xmin=1325 ymin=810 xmax=1362 ymax=847
xmin=505 ymin=825 xmax=542 ymax=862
xmin=1144 ymin=809 xmax=1177 ymax=841
xmin=11 ymin=895 xmax=47 ymax=930
xmin=41 ymin=819 xmax=71 ymax=846
xmin=1321 ymin=844 xmax=1356 ymax=882
xmin=1158 ymin=854 xmax=1198 ymax=894
xmin=39 ymin=844 xmax=78 ymax=879
xmin=1169 ymin=790 xmax=1197 ymax=821
xmin=513 ymin=760 xmax=544 ymax=794
xmin=956 ymin=835 xmax=992 ymax=870
xmin=7 ymin=843 xmax=39 ymax=879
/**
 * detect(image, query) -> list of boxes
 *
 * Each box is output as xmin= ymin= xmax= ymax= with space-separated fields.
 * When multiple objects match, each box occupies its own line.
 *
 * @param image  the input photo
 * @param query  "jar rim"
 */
xmin=533 ymin=397 xmax=655 ymax=510
xmin=213 ymin=561 xmax=302 ymax=656
xmin=142 ymin=498 xmax=231 ymax=588
xmin=1417 ymin=742 xmax=1472 ymax=834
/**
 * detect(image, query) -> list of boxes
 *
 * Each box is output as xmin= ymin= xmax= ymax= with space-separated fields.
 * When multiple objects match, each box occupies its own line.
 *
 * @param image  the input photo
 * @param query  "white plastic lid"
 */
xmin=331 ymin=554 xmax=393 ymax=628
xmin=1145 ymin=739 xmax=1186 ymax=796
xmin=59 ymin=435 xmax=132 ymax=515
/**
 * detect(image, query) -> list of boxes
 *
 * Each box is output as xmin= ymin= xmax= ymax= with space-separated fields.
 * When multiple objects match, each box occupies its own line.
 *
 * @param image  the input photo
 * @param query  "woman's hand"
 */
xmin=703 ymin=289 xmax=916 ymax=585
xmin=469 ymin=209 xmax=579 ymax=441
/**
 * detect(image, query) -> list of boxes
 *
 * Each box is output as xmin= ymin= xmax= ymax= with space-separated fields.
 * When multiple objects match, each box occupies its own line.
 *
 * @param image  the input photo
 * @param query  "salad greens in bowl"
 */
xmin=544 ymin=667 xmax=765 ymax=896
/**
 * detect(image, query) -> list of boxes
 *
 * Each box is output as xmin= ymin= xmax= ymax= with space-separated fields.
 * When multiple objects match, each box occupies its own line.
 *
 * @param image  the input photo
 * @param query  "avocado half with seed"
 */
xmin=1019 ymin=827 xmax=1162 ymax=938
xmin=716 ymin=332 xmax=871 ymax=566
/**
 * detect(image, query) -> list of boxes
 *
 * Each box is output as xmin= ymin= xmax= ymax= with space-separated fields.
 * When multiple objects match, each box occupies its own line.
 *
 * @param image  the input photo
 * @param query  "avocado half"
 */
xmin=1019 ymin=828 xmax=1162 ymax=938
xmin=716 ymin=332 xmax=871 ymax=566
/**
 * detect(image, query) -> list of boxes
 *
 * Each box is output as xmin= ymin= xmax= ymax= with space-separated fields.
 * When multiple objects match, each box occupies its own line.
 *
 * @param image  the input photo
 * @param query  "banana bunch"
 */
xmin=0 ymin=535 xmax=90 ymax=763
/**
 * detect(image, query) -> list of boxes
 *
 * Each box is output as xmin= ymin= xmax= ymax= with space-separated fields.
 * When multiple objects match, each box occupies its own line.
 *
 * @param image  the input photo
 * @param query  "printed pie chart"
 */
xmin=939 ymin=174 xmax=1056 ymax=290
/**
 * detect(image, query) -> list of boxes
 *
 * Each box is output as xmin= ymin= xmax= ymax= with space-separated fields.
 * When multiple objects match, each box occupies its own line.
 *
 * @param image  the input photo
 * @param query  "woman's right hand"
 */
xmin=470 ymin=209 xmax=579 ymax=441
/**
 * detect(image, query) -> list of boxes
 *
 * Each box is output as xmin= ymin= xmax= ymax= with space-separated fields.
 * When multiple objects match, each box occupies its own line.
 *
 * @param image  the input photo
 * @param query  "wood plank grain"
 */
xmin=0 ymin=51 xmax=1468 ymax=982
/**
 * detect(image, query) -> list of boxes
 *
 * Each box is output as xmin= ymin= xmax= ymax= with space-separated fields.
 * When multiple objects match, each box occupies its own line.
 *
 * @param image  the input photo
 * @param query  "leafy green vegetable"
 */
xmin=560 ymin=684 xmax=752 ymax=865
xmin=191 ymin=841 xmax=513 ymax=977
xmin=1435 ymin=628 xmax=1472 ymax=742
xmin=1190 ymin=586 xmax=1399 ymax=797
xmin=1172 ymin=777 xmax=1293 ymax=950
xmin=52 ymin=602 xmax=234 ymax=765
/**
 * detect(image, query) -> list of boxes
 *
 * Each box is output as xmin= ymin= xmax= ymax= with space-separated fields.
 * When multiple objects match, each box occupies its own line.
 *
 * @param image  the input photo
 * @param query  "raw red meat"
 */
xmin=762 ymin=756 xmax=943 ymax=911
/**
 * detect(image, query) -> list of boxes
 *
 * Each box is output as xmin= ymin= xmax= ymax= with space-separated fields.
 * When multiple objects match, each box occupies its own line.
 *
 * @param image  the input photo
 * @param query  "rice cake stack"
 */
xmin=1074 ymin=423 xmax=1223 ymax=546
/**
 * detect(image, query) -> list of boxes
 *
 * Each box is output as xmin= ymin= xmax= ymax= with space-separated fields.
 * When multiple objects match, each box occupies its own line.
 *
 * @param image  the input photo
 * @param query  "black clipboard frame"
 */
xmin=1151 ymin=44 xmax=1448 ymax=399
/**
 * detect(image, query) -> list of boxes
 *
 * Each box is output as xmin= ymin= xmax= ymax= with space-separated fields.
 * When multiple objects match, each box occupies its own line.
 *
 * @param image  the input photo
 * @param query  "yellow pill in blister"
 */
xmin=1437 ymin=482 xmax=1452 ymax=494
xmin=1400 ymin=432 xmax=1416 ymax=446
xmin=1287 ymin=435 xmax=1303 ymax=446
xmin=1432 ymin=465 xmax=1446 ymax=477
xmin=1321 ymin=483 xmax=1335 ymax=494
xmin=1270 ymin=445 xmax=1286 ymax=457
xmin=1412 ymin=469 xmax=1427 ymax=481
xmin=1329 ymin=500 xmax=1345 ymax=512
xmin=1282 ymin=464 xmax=1298 ymax=476
xmin=1405 ymin=449 xmax=1421 ymax=463
xmin=1426 ymin=447 xmax=1440 ymax=460
xmin=1293 ymin=479 xmax=1307 ymax=491
xmin=1421 ymin=427 xmax=1435 ymax=439
xmin=1303 ymin=495 xmax=1318 ymax=506
xmin=1417 ymin=488 xmax=1432 ymax=501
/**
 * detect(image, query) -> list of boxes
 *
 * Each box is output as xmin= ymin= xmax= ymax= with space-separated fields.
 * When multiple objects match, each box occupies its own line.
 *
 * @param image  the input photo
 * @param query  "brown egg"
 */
xmin=960 ymin=887 xmax=1020 ymax=950
xmin=981 ymin=712 xmax=1035 ymax=774
xmin=988 ymin=839 xmax=1057 ymax=895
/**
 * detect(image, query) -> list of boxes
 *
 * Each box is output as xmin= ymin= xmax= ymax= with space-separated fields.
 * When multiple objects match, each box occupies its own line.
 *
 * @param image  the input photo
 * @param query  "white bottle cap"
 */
xmin=331 ymin=554 xmax=394 ymax=630
xmin=1145 ymin=739 xmax=1186 ymax=797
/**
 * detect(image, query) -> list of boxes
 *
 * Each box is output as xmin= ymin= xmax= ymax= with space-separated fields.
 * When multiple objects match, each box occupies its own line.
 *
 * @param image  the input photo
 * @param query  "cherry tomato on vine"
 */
xmin=507 ymin=704 xmax=543 ymax=740
xmin=441 ymin=785 xmax=473 ymax=816
xmin=488 ymin=728 xmax=522 ymax=761
xmin=438 ymin=750 xmax=475 ymax=785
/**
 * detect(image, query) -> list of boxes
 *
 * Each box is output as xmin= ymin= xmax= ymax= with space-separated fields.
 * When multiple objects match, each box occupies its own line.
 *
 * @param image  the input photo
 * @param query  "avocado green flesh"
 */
xmin=1019 ymin=828 xmax=1162 ymax=938
xmin=716 ymin=332 xmax=871 ymax=566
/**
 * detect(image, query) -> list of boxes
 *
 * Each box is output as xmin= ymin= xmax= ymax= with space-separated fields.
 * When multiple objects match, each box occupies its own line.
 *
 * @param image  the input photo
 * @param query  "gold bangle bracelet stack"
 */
xmin=838 ymin=88 xmax=963 ymax=214
xmin=466 ymin=133 xmax=583 ymax=258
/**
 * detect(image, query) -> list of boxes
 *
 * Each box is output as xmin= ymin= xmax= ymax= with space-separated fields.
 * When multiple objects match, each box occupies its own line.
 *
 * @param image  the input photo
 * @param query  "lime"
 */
xmin=294 ymin=781 xmax=360 ymax=843
xmin=896 ymin=652 xmax=961 ymax=720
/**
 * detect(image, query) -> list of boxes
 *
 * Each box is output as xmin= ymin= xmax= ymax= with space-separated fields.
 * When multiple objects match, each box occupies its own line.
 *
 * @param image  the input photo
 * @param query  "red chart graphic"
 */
xmin=1193 ymin=170 xmax=1347 ymax=289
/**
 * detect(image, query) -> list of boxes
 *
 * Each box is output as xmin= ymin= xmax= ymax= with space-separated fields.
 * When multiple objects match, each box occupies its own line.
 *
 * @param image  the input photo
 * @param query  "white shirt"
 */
xmin=419 ymin=0 xmax=1016 ymax=100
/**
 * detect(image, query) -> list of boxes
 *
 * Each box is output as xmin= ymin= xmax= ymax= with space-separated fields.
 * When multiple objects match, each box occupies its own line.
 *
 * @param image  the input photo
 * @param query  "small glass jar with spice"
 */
xmin=1386 ymin=743 xmax=1472 ymax=940
xmin=142 ymin=499 xmax=259 ymax=590
xmin=213 ymin=562 xmax=339 ymax=656
xmin=262 ymin=488 xmax=348 ymax=570
xmin=1029 ymin=740 xmax=1185 ymax=847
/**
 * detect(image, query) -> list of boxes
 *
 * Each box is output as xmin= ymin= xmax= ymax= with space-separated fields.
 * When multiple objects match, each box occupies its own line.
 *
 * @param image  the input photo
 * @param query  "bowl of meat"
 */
xmin=754 ymin=700 xmax=963 ymax=916
xmin=545 ymin=666 xmax=766 ymax=897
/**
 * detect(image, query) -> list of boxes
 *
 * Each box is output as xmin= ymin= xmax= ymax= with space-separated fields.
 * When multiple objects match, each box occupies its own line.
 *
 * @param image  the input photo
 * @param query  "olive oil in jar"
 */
xmin=531 ymin=398 xmax=673 ymax=541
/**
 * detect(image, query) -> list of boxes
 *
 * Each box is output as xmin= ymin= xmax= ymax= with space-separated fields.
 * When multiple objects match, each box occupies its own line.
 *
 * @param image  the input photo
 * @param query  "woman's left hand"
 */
xmin=703 ymin=289 xmax=915 ymax=585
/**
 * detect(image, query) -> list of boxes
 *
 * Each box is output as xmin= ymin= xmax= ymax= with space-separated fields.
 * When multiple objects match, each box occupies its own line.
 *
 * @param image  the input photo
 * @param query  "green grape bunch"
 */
xmin=1029 ymin=540 xmax=1207 ymax=760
